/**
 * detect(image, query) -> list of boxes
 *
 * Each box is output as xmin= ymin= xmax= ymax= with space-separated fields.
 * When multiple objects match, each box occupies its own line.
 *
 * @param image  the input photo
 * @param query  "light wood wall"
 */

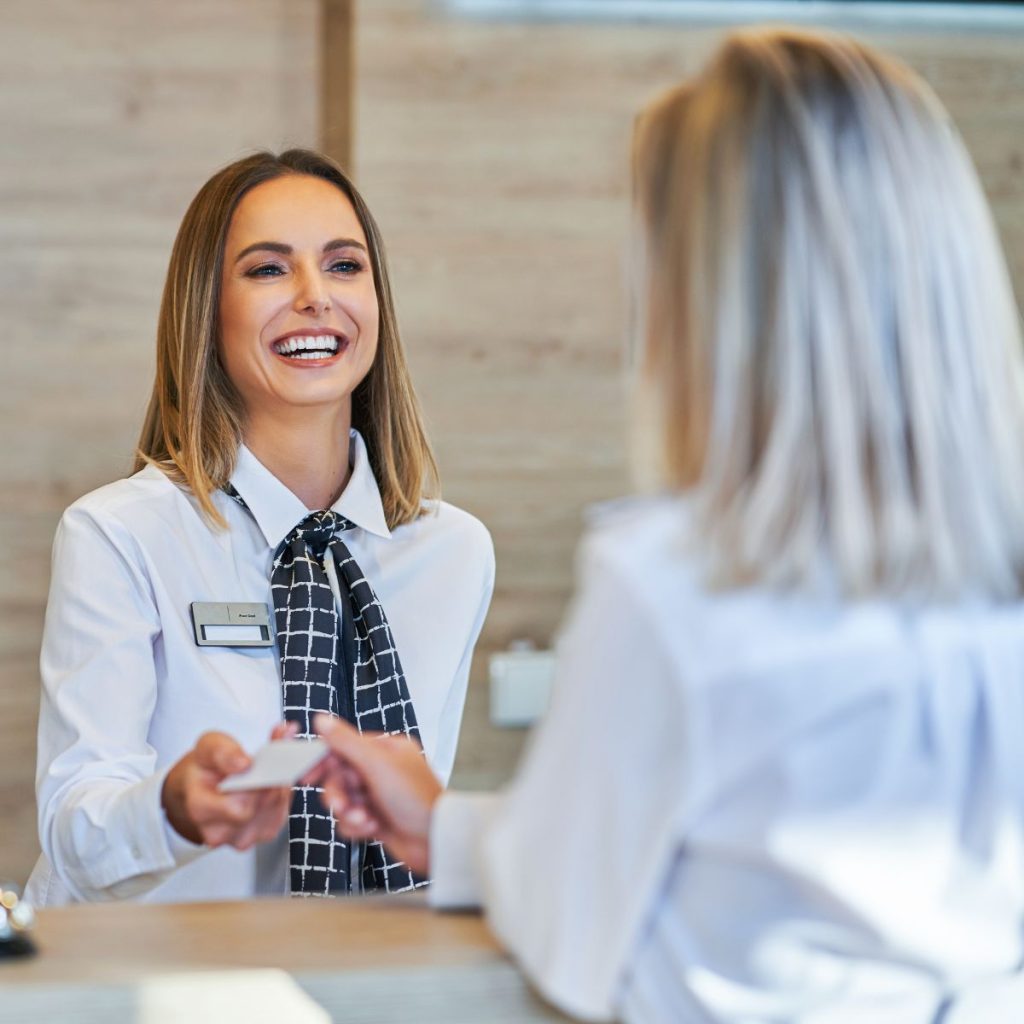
xmin=354 ymin=2 xmax=1024 ymax=792
xmin=0 ymin=0 xmax=318 ymax=885
xmin=1 ymin=0 xmax=1022 ymax=889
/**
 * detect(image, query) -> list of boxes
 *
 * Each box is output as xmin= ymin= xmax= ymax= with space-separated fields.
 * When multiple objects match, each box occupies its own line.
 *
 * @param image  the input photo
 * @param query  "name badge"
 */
xmin=190 ymin=602 xmax=274 ymax=648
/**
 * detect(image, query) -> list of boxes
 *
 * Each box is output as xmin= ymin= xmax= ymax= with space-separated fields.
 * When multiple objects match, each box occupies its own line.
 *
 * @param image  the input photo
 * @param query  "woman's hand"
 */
xmin=307 ymin=714 xmax=442 ymax=876
xmin=161 ymin=722 xmax=296 ymax=849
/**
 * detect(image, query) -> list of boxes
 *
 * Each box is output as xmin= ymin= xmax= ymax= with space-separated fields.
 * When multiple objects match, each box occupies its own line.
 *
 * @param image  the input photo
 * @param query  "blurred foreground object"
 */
xmin=139 ymin=970 xmax=329 ymax=1024
xmin=0 ymin=881 xmax=36 ymax=958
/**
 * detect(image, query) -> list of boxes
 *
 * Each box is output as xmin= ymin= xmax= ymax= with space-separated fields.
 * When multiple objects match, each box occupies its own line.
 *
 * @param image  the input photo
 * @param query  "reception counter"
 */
xmin=0 ymin=895 xmax=573 ymax=1022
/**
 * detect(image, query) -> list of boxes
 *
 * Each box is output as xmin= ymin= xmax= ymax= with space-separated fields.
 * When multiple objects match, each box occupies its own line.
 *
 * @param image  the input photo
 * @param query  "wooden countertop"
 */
xmin=0 ymin=895 xmax=572 ymax=1022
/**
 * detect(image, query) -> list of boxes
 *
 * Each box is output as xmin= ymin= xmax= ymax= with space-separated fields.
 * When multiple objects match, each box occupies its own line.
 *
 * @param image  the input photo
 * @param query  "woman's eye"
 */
xmin=246 ymin=263 xmax=285 ymax=278
xmin=328 ymin=258 xmax=362 ymax=274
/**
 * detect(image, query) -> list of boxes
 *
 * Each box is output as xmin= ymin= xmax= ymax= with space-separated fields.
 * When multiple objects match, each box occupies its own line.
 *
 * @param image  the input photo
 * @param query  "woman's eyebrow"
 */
xmin=233 ymin=238 xmax=368 ymax=264
xmin=322 ymin=237 xmax=368 ymax=254
xmin=234 ymin=241 xmax=291 ymax=263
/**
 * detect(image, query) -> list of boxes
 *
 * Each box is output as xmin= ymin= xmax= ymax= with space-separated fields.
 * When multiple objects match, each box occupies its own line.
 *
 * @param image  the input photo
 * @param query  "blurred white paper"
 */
xmin=140 ymin=969 xmax=330 ymax=1024
xmin=218 ymin=738 xmax=327 ymax=792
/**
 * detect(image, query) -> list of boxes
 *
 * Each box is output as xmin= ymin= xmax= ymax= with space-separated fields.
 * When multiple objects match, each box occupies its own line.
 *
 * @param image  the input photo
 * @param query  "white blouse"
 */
xmin=431 ymin=497 xmax=1024 ymax=1023
xmin=29 ymin=431 xmax=494 ymax=906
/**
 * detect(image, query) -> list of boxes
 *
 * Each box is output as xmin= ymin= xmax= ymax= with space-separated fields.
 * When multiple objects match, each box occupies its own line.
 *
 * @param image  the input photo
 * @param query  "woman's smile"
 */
xmin=270 ymin=329 xmax=349 ymax=365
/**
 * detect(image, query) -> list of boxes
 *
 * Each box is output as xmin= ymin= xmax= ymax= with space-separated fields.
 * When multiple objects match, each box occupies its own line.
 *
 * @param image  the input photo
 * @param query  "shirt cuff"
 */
xmin=100 ymin=766 xmax=207 ymax=900
xmin=159 ymin=766 xmax=208 ymax=868
xmin=57 ymin=765 xmax=195 ymax=900
xmin=428 ymin=791 xmax=498 ymax=910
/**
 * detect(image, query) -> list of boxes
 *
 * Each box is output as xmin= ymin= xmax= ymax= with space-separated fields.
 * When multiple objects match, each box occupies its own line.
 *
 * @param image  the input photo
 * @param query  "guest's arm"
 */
xmin=315 ymin=536 xmax=695 ymax=1022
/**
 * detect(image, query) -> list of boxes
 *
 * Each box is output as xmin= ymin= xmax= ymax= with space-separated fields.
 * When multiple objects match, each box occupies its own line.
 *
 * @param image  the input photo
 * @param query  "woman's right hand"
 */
xmin=161 ymin=722 xmax=295 ymax=849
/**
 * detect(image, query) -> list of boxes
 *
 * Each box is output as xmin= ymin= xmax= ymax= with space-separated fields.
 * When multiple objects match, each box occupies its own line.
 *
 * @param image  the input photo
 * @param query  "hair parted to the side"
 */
xmin=630 ymin=28 xmax=1024 ymax=600
xmin=134 ymin=149 xmax=439 ymax=529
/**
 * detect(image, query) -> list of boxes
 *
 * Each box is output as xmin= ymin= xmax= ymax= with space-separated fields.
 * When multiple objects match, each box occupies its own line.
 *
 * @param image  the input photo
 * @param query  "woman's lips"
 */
xmin=271 ymin=333 xmax=349 ymax=365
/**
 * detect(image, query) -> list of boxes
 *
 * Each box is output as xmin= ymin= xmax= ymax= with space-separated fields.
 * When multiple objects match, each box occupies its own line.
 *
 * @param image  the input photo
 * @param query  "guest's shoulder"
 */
xmin=580 ymin=494 xmax=694 ymax=582
xmin=572 ymin=494 xmax=720 ymax=661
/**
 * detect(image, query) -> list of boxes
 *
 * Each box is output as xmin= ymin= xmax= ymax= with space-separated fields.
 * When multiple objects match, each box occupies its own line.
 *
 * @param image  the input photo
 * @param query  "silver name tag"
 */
xmin=190 ymin=602 xmax=274 ymax=648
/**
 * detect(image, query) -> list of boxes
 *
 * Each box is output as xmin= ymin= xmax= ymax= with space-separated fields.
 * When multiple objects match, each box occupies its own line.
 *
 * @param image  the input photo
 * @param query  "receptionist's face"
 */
xmin=218 ymin=174 xmax=379 ymax=424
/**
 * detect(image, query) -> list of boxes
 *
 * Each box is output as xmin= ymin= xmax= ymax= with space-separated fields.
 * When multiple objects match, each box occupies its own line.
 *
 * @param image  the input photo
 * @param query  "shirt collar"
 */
xmin=228 ymin=429 xmax=392 ymax=550
xmin=335 ymin=430 xmax=392 ymax=539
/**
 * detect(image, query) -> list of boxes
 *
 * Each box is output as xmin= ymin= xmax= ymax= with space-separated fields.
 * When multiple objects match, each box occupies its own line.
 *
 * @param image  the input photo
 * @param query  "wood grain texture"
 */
xmin=352 ymin=2 xmax=1024 ymax=792
xmin=5 ymin=896 xmax=500 ymax=984
xmin=320 ymin=0 xmax=355 ymax=170
xmin=2 ymin=897 xmax=571 ymax=1021
xmin=0 ymin=0 xmax=318 ymax=886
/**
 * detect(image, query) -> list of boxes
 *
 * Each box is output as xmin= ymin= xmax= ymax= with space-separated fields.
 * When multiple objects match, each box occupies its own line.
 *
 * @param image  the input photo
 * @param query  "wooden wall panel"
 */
xmin=321 ymin=0 xmax=355 ymax=171
xmin=353 ymin=2 xmax=1024 ymax=790
xmin=0 ymin=0 xmax=318 ymax=886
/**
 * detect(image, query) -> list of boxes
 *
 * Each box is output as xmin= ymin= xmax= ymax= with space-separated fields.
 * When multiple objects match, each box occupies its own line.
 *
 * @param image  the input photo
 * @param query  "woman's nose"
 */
xmin=293 ymin=268 xmax=331 ymax=317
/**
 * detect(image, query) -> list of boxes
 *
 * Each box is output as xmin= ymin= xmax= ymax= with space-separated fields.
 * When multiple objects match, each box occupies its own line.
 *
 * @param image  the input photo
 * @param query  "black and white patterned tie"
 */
xmin=227 ymin=489 xmax=425 ymax=897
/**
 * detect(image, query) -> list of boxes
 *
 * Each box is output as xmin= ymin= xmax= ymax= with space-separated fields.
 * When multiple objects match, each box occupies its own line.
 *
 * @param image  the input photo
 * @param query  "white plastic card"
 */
xmin=218 ymin=738 xmax=328 ymax=792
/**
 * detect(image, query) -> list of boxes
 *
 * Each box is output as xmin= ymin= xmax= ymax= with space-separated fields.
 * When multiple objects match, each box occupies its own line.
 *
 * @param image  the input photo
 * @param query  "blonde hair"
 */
xmin=135 ymin=149 xmax=439 ymax=529
xmin=632 ymin=28 xmax=1024 ymax=599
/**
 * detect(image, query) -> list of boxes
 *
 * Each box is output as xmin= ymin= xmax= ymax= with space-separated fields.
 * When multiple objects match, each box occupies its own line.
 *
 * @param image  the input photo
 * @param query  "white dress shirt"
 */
xmin=28 ymin=431 xmax=494 ymax=906
xmin=430 ymin=497 xmax=1024 ymax=1023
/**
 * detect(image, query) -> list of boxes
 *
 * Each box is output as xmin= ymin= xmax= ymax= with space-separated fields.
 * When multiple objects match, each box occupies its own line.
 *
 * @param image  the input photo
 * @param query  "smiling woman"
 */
xmin=27 ymin=150 xmax=495 ymax=906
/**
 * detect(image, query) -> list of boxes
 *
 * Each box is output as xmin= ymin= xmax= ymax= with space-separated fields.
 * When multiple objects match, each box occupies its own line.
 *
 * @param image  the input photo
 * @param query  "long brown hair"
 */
xmin=135 ymin=149 xmax=439 ymax=528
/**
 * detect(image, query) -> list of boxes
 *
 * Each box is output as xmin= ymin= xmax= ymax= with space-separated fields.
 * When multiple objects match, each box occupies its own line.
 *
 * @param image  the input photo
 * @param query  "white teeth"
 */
xmin=274 ymin=335 xmax=341 ymax=357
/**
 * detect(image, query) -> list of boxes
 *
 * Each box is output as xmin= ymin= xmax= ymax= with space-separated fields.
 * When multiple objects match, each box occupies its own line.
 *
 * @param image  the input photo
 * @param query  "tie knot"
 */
xmin=291 ymin=509 xmax=346 ymax=560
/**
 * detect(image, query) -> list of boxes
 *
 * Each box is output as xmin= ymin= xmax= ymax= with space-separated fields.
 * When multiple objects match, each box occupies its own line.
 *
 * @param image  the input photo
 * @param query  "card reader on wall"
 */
xmin=489 ymin=641 xmax=556 ymax=727
xmin=190 ymin=602 xmax=274 ymax=648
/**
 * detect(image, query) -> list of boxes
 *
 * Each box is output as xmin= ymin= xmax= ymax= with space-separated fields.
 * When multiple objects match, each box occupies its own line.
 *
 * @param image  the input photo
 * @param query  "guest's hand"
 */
xmin=161 ymin=721 xmax=297 ymax=849
xmin=308 ymin=714 xmax=442 ymax=875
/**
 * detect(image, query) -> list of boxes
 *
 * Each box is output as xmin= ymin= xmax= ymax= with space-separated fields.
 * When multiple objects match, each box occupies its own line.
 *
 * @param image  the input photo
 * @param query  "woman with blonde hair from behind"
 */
xmin=308 ymin=27 xmax=1024 ymax=1024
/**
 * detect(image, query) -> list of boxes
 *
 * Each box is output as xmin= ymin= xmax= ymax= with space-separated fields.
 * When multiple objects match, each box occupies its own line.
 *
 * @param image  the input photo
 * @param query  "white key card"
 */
xmin=218 ymin=738 xmax=328 ymax=792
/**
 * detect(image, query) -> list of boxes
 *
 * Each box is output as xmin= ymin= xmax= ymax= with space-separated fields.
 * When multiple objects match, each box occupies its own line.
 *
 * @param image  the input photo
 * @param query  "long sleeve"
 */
xmin=430 ymin=791 xmax=500 ymax=907
xmin=432 ymin=534 xmax=495 ymax=783
xmin=431 ymin=536 xmax=696 ymax=1022
xmin=35 ymin=506 xmax=203 ymax=902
